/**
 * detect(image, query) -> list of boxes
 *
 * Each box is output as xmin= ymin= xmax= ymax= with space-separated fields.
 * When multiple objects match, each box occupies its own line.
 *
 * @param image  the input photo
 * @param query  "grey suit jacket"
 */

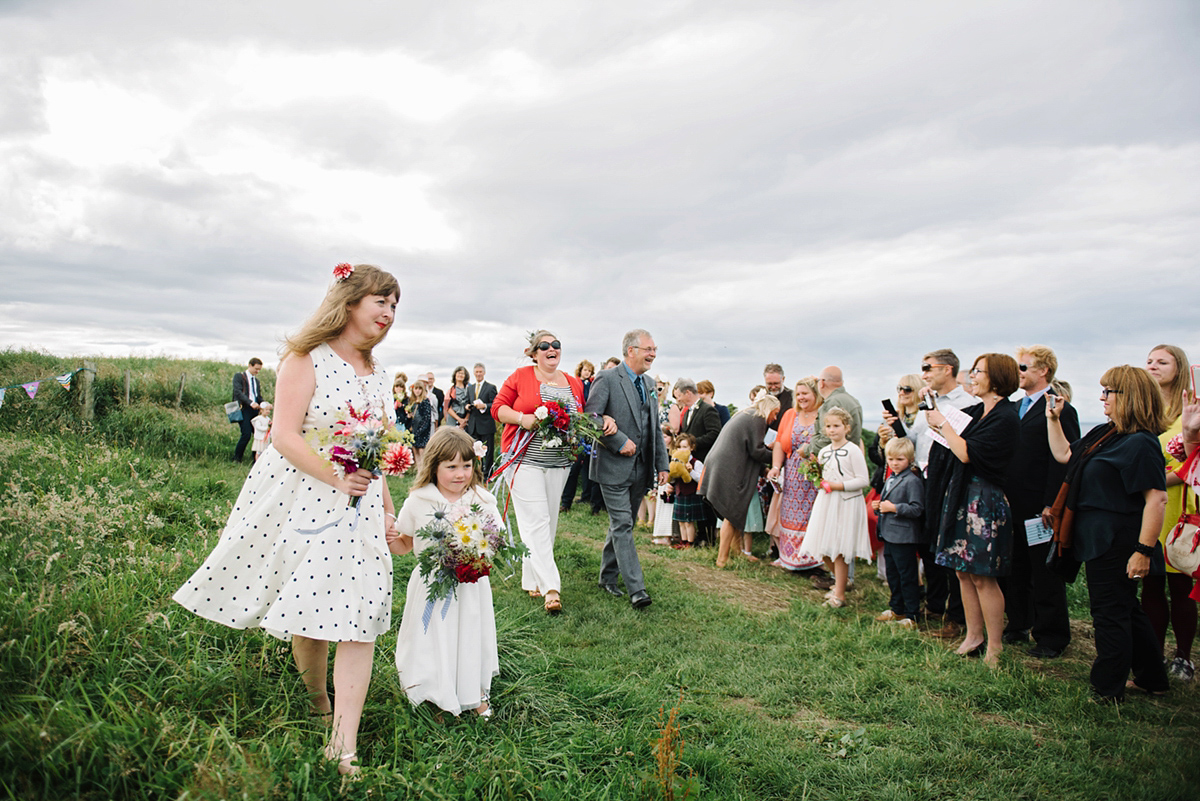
xmin=876 ymin=468 xmax=926 ymax=544
xmin=585 ymin=366 xmax=668 ymax=487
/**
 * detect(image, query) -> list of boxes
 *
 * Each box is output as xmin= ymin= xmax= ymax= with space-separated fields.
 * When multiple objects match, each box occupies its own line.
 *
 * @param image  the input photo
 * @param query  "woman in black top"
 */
xmin=925 ymin=354 xmax=1020 ymax=666
xmin=1047 ymin=365 xmax=1169 ymax=701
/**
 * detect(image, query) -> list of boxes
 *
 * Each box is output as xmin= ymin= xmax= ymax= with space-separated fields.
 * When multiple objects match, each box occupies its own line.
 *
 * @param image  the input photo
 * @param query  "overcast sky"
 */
xmin=2 ymin=0 xmax=1197 ymax=424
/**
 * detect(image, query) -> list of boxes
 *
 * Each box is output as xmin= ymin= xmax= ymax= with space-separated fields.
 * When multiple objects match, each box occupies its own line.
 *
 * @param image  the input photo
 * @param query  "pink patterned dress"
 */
xmin=777 ymin=417 xmax=822 ymax=570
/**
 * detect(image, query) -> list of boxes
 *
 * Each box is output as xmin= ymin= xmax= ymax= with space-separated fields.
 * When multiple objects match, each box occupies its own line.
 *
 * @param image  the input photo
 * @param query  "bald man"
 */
xmin=801 ymin=366 xmax=863 ymax=456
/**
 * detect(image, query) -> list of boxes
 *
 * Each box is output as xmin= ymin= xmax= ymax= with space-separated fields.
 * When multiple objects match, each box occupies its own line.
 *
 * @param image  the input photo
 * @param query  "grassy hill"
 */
xmin=1 ymin=349 xmax=1197 ymax=799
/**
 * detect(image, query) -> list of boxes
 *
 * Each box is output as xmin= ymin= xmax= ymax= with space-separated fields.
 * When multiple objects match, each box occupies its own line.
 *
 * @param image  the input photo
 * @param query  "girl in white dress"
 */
xmin=393 ymin=427 xmax=500 ymax=717
xmin=798 ymin=407 xmax=872 ymax=608
xmin=174 ymin=264 xmax=402 ymax=777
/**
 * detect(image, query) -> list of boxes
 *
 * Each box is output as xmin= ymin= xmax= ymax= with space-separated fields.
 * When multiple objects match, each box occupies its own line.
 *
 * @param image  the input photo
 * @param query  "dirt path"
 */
xmin=558 ymin=528 xmax=808 ymax=615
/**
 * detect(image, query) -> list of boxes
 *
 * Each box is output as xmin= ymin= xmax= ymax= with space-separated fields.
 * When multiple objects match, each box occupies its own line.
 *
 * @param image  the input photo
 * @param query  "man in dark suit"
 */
xmin=1002 ymin=345 xmax=1080 ymax=658
xmin=763 ymin=363 xmax=793 ymax=432
xmin=232 ymin=358 xmax=264 ymax=463
xmin=674 ymin=378 xmax=722 ymax=461
xmin=465 ymin=362 xmax=498 ymax=478
xmin=586 ymin=329 xmax=669 ymax=609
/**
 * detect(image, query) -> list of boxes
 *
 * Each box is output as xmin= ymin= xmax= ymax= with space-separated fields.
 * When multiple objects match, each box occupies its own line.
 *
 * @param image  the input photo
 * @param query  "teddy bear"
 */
xmin=668 ymin=445 xmax=694 ymax=484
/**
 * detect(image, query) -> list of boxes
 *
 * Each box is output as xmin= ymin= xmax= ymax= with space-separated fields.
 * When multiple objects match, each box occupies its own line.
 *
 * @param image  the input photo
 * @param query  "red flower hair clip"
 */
xmin=333 ymin=263 xmax=354 ymax=281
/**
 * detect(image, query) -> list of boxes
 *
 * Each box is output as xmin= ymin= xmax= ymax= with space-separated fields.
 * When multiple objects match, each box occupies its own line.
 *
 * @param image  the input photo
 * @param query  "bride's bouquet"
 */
xmin=326 ymin=401 xmax=414 ymax=506
xmin=415 ymin=503 xmax=527 ymax=605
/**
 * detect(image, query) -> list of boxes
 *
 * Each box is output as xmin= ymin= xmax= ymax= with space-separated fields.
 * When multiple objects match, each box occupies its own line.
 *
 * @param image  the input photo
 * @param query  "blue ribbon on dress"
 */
xmin=294 ymin=501 xmax=364 ymax=538
xmin=421 ymin=589 xmax=453 ymax=633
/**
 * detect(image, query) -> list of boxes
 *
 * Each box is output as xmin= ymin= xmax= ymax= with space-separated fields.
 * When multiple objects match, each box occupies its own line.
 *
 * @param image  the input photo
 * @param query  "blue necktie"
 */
xmin=1019 ymin=396 xmax=1032 ymax=419
xmin=634 ymin=375 xmax=646 ymax=404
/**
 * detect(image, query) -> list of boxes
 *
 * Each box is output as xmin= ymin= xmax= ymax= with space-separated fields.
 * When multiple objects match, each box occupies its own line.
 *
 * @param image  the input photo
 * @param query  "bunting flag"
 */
xmin=0 ymin=367 xmax=93 ymax=409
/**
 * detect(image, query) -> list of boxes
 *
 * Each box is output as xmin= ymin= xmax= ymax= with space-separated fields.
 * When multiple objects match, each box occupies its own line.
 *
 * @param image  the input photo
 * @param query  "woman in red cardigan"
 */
xmin=492 ymin=330 xmax=585 ymax=614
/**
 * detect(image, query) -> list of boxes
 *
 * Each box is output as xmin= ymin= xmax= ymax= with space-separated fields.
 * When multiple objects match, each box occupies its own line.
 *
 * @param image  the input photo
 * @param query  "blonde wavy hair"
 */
xmin=793 ymin=376 xmax=820 ymax=412
xmin=283 ymin=265 xmax=400 ymax=369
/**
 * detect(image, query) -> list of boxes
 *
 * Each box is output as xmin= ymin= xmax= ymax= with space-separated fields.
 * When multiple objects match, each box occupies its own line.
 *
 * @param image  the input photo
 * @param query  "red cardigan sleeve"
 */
xmin=491 ymin=367 xmax=587 ymax=454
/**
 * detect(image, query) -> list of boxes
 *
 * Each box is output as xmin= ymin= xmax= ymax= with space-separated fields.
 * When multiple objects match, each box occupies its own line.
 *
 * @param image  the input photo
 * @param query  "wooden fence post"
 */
xmin=124 ymin=370 xmax=131 ymax=405
xmin=81 ymin=361 xmax=96 ymax=421
xmin=176 ymin=372 xmax=186 ymax=409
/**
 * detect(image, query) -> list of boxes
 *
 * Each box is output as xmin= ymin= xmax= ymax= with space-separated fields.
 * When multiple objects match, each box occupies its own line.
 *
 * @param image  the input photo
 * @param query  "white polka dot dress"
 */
xmin=173 ymin=343 xmax=394 ymax=643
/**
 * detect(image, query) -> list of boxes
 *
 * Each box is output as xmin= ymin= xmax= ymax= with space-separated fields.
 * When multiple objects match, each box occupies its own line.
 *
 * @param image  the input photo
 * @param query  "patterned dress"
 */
xmin=778 ymin=417 xmax=822 ymax=570
xmin=173 ymin=343 xmax=394 ymax=642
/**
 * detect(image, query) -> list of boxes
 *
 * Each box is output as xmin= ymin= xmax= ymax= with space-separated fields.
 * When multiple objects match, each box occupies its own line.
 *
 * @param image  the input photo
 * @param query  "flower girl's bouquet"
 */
xmin=415 ymin=503 xmax=527 ymax=606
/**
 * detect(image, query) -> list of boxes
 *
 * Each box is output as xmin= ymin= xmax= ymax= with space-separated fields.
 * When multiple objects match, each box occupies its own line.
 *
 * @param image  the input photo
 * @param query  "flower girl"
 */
xmin=392 ymin=427 xmax=502 ymax=717
xmin=797 ymin=407 xmax=873 ymax=607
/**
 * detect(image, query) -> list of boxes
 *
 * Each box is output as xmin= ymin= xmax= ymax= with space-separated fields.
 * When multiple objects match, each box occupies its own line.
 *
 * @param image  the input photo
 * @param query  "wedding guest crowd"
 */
xmin=192 ymin=257 xmax=1196 ymax=779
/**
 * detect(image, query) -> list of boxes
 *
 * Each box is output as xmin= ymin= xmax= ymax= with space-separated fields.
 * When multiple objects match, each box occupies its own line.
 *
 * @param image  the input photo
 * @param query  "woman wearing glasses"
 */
xmin=493 ymin=330 xmax=586 ymax=614
xmin=924 ymin=354 xmax=1020 ymax=666
xmin=1047 ymin=366 xmax=1170 ymax=701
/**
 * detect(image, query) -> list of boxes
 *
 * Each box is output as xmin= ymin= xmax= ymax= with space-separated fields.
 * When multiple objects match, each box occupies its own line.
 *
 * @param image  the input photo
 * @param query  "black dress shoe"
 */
xmin=1002 ymin=630 xmax=1030 ymax=645
xmin=630 ymin=590 xmax=652 ymax=609
xmin=1028 ymin=644 xmax=1064 ymax=659
xmin=598 ymin=582 xmax=625 ymax=597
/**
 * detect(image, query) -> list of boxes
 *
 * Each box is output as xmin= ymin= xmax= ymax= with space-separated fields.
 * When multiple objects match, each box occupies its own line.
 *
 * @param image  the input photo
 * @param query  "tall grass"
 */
xmin=1 ymin=351 xmax=1198 ymax=799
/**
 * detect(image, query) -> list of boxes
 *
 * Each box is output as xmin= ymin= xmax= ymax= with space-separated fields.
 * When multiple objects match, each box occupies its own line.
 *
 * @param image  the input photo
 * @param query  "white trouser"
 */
xmin=507 ymin=462 xmax=569 ymax=594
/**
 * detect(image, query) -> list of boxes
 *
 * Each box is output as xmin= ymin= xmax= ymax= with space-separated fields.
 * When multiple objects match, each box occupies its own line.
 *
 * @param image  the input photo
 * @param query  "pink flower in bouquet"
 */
xmin=381 ymin=443 xmax=415 ymax=476
xmin=329 ymin=445 xmax=359 ymax=478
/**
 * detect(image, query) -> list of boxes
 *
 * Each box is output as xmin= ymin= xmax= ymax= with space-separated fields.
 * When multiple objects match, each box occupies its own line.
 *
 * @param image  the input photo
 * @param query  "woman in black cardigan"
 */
xmin=1047 ymin=365 xmax=1169 ymax=701
xmin=925 ymin=353 xmax=1020 ymax=666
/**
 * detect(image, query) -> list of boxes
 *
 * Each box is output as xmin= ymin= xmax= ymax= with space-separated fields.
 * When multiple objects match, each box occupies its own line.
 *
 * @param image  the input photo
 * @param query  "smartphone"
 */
xmin=1046 ymin=391 xmax=1058 ymax=411
xmin=1192 ymin=365 xmax=1200 ymax=401
xmin=881 ymin=398 xmax=906 ymax=437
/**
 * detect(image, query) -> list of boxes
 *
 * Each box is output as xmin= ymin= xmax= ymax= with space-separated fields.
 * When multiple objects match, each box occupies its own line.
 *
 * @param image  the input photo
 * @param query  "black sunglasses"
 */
xmin=535 ymin=340 xmax=562 ymax=351
xmin=1018 ymin=364 xmax=1029 ymax=372
xmin=920 ymin=363 xmax=950 ymax=372
xmin=896 ymin=385 xmax=914 ymax=393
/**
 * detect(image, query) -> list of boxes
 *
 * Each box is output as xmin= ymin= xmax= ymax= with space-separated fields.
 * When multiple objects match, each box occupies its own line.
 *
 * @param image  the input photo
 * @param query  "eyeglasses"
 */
xmin=1100 ymin=388 xmax=1122 ymax=398
xmin=896 ymin=386 xmax=914 ymax=393
xmin=535 ymin=340 xmax=562 ymax=351
xmin=969 ymin=368 xmax=987 ymax=376
xmin=632 ymin=345 xmax=658 ymax=354
xmin=920 ymin=363 xmax=950 ymax=372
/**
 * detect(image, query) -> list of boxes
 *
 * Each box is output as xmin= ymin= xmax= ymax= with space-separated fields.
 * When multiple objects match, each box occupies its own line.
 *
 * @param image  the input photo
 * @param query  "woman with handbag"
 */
xmin=1141 ymin=344 xmax=1197 ymax=681
xmin=1047 ymin=365 xmax=1170 ymax=702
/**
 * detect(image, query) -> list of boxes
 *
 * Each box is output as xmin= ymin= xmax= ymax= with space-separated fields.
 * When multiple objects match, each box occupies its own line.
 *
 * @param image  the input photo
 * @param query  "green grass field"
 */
xmin=1 ymin=350 xmax=1198 ymax=800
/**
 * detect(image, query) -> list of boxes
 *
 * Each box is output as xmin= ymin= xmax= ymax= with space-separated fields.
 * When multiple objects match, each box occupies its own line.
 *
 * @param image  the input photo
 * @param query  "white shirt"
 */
xmin=910 ymin=385 xmax=980 ymax=471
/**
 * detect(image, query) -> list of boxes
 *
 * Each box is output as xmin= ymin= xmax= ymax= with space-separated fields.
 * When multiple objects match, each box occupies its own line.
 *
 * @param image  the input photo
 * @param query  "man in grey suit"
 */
xmin=586 ymin=329 xmax=669 ymax=609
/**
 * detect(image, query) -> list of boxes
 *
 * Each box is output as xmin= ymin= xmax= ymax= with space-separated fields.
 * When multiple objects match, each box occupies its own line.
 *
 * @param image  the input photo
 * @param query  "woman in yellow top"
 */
xmin=1141 ymin=343 xmax=1196 ymax=681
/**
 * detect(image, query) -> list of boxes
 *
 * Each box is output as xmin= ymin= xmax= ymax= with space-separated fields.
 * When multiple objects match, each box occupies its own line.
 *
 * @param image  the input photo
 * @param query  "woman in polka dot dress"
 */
xmin=174 ymin=264 xmax=401 ymax=777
